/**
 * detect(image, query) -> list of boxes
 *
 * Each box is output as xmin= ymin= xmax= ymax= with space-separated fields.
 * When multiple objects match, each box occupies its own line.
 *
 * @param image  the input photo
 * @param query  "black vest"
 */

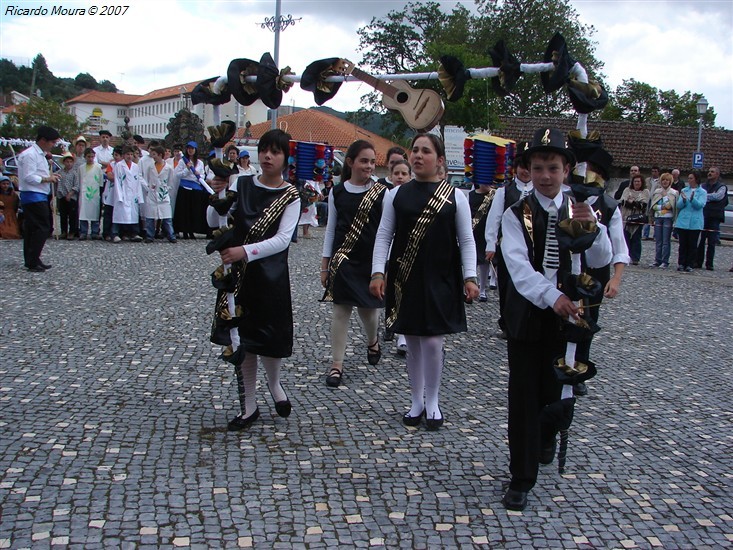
xmin=702 ymin=180 xmax=728 ymax=221
xmin=503 ymin=194 xmax=572 ymax=342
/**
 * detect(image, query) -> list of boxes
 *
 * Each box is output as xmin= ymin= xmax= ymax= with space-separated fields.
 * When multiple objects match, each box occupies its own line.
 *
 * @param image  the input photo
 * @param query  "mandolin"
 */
xmin=338 ymin=59 xmax=444 ymax=132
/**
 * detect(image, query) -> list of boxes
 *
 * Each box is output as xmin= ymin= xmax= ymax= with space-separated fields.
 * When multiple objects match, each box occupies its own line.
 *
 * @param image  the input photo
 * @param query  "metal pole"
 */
xmin=696 ymin=116 xmax=703 ymax=153
xmin=271 ymin=0 xmax=281 ymax=130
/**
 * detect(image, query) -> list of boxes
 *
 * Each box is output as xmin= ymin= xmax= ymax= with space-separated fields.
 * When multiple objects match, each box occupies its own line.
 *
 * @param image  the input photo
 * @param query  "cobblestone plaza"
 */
xmin=1 ymin=232 xmax=732 ymax=548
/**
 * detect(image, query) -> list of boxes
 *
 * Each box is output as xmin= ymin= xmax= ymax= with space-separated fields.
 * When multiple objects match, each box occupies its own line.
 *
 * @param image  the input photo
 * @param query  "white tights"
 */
xmin=234 ymin=354 xmax=286 ymax=417
xmin=330 ymin=304 xmax=379 ymax=367
xmin=404 ymin=335 xmax=445 ymax=420
xmin=478 ymin=263 xmax=491 ymax=295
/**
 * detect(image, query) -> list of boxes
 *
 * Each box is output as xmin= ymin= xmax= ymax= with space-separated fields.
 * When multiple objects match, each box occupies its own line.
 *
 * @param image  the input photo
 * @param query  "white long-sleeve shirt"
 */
xmin=371 ymin=184 xmax=477 ymax=279
xmin=321 ymin=180 xmax=380 ymax=258
xmin=17 ymin=143 xmax=51 ymax=194
xmin=587 ymin=195 xmax=630 ymax=267
xmin=484 ymin=179 xmax=533 ymax=253
xmin=501 ymin=191 xmax=612 ymax=311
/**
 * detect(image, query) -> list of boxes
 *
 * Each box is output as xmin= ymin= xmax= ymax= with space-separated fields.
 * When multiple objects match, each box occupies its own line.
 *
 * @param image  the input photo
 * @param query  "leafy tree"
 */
xmin=74 ymin=72 xmax=98 ymax=90
xmin=356 ymin=0 xmax=605 ymax=136
xmin=98 ymin=80 xmax=118 ymax=93
xmin=0 ymin=96 xmax=83 ymax=141
xmin=164 ymin=108 xmax=207 ymax=154
xmin=600 ymin=78 xmax=717 ymax=127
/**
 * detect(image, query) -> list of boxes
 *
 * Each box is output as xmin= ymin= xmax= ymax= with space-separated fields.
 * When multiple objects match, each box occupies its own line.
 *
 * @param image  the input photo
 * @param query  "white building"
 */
xmin=66 ymin=80 xmax=272 ymax=140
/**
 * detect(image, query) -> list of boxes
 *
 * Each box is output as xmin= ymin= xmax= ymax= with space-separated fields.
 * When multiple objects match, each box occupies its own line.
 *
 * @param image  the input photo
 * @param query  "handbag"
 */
xmin=625 ymin=213 xmax=646 ymax=226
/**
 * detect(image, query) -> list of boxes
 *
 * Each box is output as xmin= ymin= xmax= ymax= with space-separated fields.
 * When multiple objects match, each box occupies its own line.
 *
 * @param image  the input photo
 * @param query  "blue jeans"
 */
xmin=642 ymin=222 xmax=651 ymax=239
xmin=145 ymin=218 xmax=175 ymax=241
xmin=79 ymin=219 xmax=100 ymax=237
xmin=654 ymin=217 xmax=673 ymax=265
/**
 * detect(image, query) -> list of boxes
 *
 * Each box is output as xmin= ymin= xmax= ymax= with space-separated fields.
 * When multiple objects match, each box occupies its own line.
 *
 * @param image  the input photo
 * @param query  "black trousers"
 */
xmin=677 ymin=229 xmax=700 ymax=268
xmin=696 ymin=218 xmax=721 ymax=268
xmin=507 ymin=308 xmax=563 ymax=492
xmin=495 ymin=246 xmax=508 ymax=331
xmin=57 ymin=198 xmax=78 ymax=236
xmin=22 ymin=200 xmax=50 ymax=268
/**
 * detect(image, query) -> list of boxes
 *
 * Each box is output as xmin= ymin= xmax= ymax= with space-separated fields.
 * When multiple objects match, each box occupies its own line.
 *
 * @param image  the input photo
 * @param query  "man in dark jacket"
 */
xmin=696 ymin=167 xmax=728 ymax=270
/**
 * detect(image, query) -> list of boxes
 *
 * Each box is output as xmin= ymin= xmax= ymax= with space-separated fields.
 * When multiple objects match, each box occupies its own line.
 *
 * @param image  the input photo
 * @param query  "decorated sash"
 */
xmin=321 ymin=182 xmax=386 ymax=302
xmin=386 ymin=180 xmax=454 ymax=327
xmin=471 ymin=189 xmax=496 ymax=231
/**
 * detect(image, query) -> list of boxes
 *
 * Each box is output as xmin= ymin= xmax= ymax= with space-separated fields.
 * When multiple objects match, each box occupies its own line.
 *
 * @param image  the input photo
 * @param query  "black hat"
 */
xmin=207 ymin=120 xmax=236 ymax=148
xmin=227 ymin=58 xmax=260 ymax=106
xmin=567 ymin=79 xmax=609 ymax=113
xmin=488 ymin=40 xmax=521 ymax=97
xmin=553 ymin=357 xmax=597 ymax=385
xmin=256 ymin=52 xmax=294 ymax=110
xmin=556 ymin=217 xmax=600 ymax=253
xmin=541 ymin=33 xmax=575 ymax=93
xmin=192 ymin=77 xmax=231 ymax=106
xmin=558 ymin=316 xmax=601 ymax=344
xmin=438 ymin=55 xmax=471 ymax=102
xmin=524 ymin=127 xmax=575 ymax=166
xmin=99 ymin=130 xmax=112 ymax=137
xmin=36 ymin=125 xmax=60 ymax=141
xmin=301 ymin=58 xmax=345 ymax=105
xmin=560 ymin=272 xmax=603 ymax=302
xmin=584 ymin=147 xmax=613 ymax=181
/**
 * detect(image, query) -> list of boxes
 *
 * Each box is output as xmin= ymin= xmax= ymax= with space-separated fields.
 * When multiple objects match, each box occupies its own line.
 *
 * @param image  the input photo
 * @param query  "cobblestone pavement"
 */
xmin=1 ymin=230 xmax=732 ymax=549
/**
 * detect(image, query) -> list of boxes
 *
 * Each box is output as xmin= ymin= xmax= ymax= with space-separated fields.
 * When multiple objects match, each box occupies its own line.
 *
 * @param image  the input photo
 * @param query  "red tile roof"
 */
xmin=66 ymin=90 xmax=142 ymax=105
xmin=497 ymin=116 xmax=733 ymax=176
xmin=132 ymin=81 xmax=202 ymax=104
xmin=239 ymin=109 xmax=403 ymax=166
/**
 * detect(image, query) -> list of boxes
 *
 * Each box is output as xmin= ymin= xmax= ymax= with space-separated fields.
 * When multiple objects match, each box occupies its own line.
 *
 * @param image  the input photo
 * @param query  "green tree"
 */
xmin=600 ymin=79 xmax=717 ymax=127
xmin=0 ymin=96 xmax=83 ymax=141
xmin=74 ymin=72 xmax=98 ymax=90
xmin=98 ymin=80 xmax=118 ymax=93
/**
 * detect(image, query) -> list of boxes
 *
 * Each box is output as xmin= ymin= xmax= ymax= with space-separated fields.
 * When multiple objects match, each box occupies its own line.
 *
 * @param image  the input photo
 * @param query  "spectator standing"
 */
xmin=77 ymin=148 xmax=103 ymax=240
xmin=56 ymin=152 xmax=79 ymax=240
xmin=111 ymin=145 xmax=145 ymax=243
xmin=93 ymin=130 xmax=114 ymax=169
xmin=17 ymin=125 xmax=61 ymax=271
xmin=142 ymin=145 xmax=176 ymax=243
xmin=619 ymin=174 xmax=649 ymax=265
xmin=642 ymin=166 xmax=660 ymax=240
xmin=613 ymin=165 xmax=640 ymax=200
xmin=696 ymin=167 xmax=728 ymax=270
xmin=675 ymin=171 xmax=707 ymax=272
xmin=0 ymin=175 xmax=21 ymax=239
xmin=649 ymin=172 xmax=677 ymax=268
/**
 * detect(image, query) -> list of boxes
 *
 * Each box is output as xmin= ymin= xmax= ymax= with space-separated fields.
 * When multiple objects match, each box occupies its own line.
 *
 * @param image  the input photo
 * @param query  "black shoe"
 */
xmin=539 ymin=439 xmax=557 ymax=465
xmin=326 ymin=368 xmax=342 ymax=388
xmin=573 ymin=382 xmax=588 ymax=396
xmin=402 ymin=409 xmax=424 ymax=427
xmin=37 ymin=261 xmax=52 ymax=270
xmin=27 ymin=265 xmax=45 ymax=273
xmin=367 ymin=340 xmax=381 ymax=365
xmin=274 ymin=400 xmax=291 ymax=418
xmin=706 ymin=266 xmax=713 ymax=271
xmin=227 ymin=408 xmax=260 ymax=431
xmin=384 ymin=327 xmax=394 ymax=342
xmin=425 ymin=411 xmax=444 ymax=431
xmin=144 ymin=238 xmax=154 ymax=243
xmin=497 ymin=330 xmax=508 ymax=340
xmin=503 ymin=488 xmax=528 ymax=511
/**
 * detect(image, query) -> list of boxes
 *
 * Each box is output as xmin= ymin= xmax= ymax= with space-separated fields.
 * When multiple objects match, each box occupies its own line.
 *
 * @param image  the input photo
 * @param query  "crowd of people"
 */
xmin=5 ymin=123 xmax=731 ymax=513
xmin=614 ymin=165 xmax=729 ymax=271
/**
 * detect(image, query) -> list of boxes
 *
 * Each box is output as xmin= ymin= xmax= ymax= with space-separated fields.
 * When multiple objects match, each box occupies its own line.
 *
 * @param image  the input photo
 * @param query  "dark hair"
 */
xmin=225 ymin=144 xmax=239 ymax=155
xmin=410 ymin=133 xmax=446 ymax=159
xmin=390 ymin=159 xmax=410 ymax=174
xmin=113 ymin=146 xmax=123 ymax=155
xmin=688 ymin=171 xmax=702 ymax=186
xmin=651 ymin=165 xmax=660 ymax=171
xmin=173 ymin=143 xmax=183 ymax=151
xmin=133 ymin=135 xmax=144 ymax=144
xmin=258 ymin=129 xmax=291 ymax=172
xmin=148 ymin=140 xmax=160 ymax=148
xmin=185 ymin=146 xmax=198 ymax=164
xmin=122 ymin=145 xmax=136 ymax=155
xmin=386 ymin=146 xmax=406 ymax=161
xmin=83 ymin=147 xmax=95 ymax=157
xmin=36 ymin=125 xmax=60 ymax=142
xmin=150 ymin=145 xmax=165 ymax=157
xmin=341 ymin=139 xmax=375 ymax=183
xmin=630 ymin=174 xmax=645 ymax=189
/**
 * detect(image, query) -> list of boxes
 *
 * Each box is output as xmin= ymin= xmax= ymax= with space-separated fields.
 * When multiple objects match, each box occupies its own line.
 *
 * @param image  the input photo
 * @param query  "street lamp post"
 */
xmin=696 ymin=96 xmax=708 ymax=153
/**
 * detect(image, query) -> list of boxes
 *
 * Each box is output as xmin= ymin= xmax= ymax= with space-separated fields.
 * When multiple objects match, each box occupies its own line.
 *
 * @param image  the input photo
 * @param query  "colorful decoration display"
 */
xmin=463 ymin=134 xmax=516 ymax=186
xmin=287 ymin=140 xmax=334 ymax=185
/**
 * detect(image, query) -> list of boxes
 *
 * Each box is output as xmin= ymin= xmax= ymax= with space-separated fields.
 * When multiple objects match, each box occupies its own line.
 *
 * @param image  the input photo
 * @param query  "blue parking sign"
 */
xmin=692 ymin=152 xmax=704 ymax=169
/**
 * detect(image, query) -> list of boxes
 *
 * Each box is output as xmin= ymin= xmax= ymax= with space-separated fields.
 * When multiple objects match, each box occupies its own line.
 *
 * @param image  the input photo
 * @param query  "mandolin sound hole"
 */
xmin=395 ymin=91 xmax=409 ymax=104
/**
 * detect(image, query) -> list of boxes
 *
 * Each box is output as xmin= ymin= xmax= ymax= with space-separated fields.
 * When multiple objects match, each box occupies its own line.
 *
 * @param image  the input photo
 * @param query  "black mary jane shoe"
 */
xmin=274 ymin=400 xmax=291 ymax=417
xmin=502 ymin=488 xmax=528 ymax=511
xmin=367 ymin=340 xmax=381 ymax=366
xmin=227 ymin=408 xmax=260 ymax=431
xmin=402 ymin=409 xmax=425 ymax=427
xmin=38 ymin=261 xmax=52 ymax=270
xmin=326 ymin=368 xmax=343 ymax=388
xmin=425 ymin=411 xmax=444 ymax=431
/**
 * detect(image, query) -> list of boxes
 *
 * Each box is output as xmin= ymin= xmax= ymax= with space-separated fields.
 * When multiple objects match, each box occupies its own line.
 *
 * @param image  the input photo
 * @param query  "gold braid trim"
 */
xmin=216 ymin=185 xmax=300 ymax=318
xmin=522 ymin=202 xmax=534 ymax=247
xmin=471 ymin=189 xmax=496 ymax=231
xmin=387 ymin=180 xmax=454 ymax=327
xmin=322 ymin=183 xmax=386 ymax=302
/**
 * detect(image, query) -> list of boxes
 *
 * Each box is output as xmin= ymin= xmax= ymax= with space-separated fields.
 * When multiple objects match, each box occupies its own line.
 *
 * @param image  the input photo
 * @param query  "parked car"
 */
xmin=720 ymin=191 xmax=733 ymax=241
xmin=3 ymin=154 xmax=63 ymax=175
xmin=447 ymin=171 xmax=471 ymax=197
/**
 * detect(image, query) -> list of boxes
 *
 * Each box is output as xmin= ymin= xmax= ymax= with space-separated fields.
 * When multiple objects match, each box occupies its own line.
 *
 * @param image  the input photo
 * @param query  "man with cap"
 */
xmin=499 ymin=128 xmax=613 ymax=511
xmin=17 ymin=125 xmax=61 ymax=271
xmin=93 ymin=130 xmax=114 ymax=169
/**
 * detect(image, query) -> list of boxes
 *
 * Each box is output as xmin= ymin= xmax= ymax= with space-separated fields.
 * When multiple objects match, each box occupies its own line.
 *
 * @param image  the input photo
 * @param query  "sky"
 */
xmin=1 ymin=0 xmax=731 ymax=130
